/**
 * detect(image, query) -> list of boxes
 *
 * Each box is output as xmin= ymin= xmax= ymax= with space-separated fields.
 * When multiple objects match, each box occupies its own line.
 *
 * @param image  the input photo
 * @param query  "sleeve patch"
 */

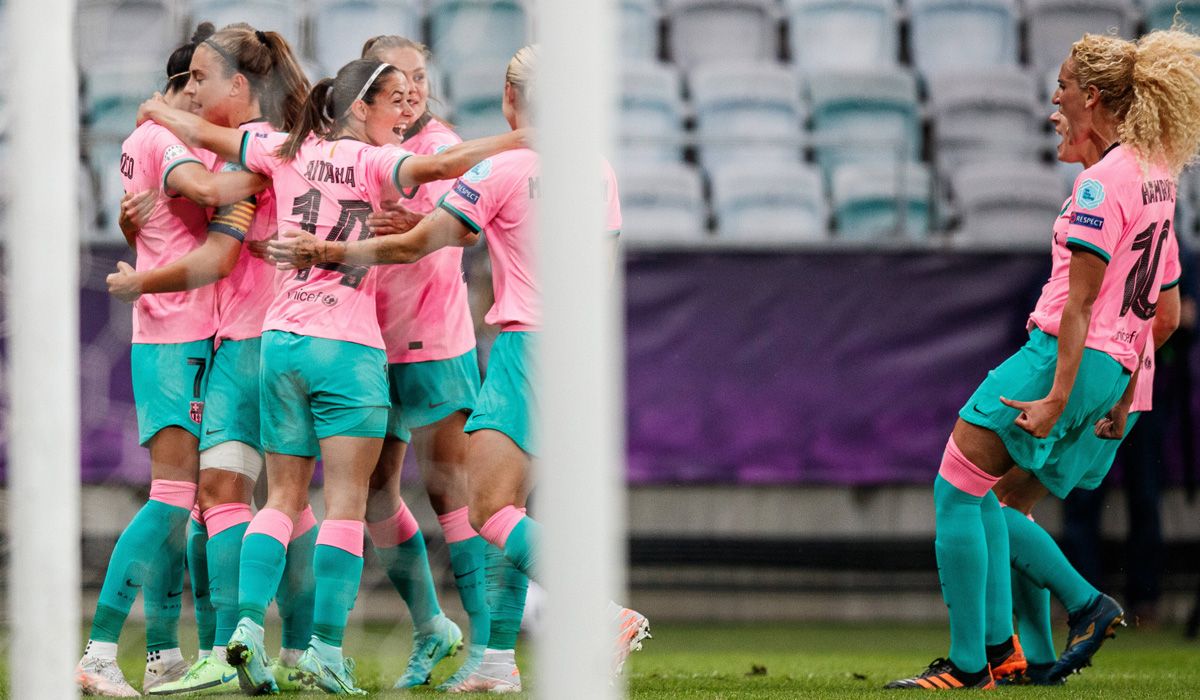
xmin=162 ymin=144 xmax=188 ymax=165
xmin=452 ymin=179 xmax=481 ymax=205
xmin=1069 ymin=212 xmax=1105 ymax=230
xmin=1074 ymin=178 xmax=1106 ymax=210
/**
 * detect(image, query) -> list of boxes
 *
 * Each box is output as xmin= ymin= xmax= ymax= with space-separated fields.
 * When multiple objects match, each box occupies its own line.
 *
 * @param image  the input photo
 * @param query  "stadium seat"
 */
xmin=620 ymin=0 xmax=661 ymax=63
xmin=1024 ymin=0 xmax=1136 ymax=75
xmin=908 ymin=0 xmax=1019 ymax=76
xmin=784 ymin=0 xmax=898 ymax=70
xmin=77 ymin=0 xmax=179 ymax=70
xmin=665 ymin=0 xmax=780 ymax=69
xmin=689 ymin=61 xmax=804 ymax=167
xmin=311 ymin=0 xmax=420 ymax=75
xmin=832 ymin=162 xmax=932 ymax=239
xmin=428 ymin=0 xmax=530 ymax=76
xmin=806 ymin=68 xmax=920 ymax=181
xmin=617 ymin=161 xmax=708 ymax=243
xmin=446 ymin=64 xmax=509 ymax=140
xmin=952 ymin=161 xmax=1068 ymax=244
xmin=618 ymin=61 xmax=686 ymax=165
xmin=1144 ymin=1 xmax=1200 ymax=31
xmin=709 ymin=161 xmax=828 ymax=242
xmin=85 ymin=64 xmax=163 ymax=140
xmin=927 ymin=68 xmax=1044 ymax=172
xmin=190 ymin=0 xmax=304 ymax=49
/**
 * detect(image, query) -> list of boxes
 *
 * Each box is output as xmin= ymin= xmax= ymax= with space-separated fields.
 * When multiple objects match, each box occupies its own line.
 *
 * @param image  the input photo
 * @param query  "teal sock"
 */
xmin=485 ymin=545 xmax=528 ymax=651
xmin=186 ymin=518 xmax=215 ymax=651
xmin=1003 ymin=506 xmax=1099 ymax=614
xmin=981 ymin=492 xmax=1014 ymax=646
xmin=90 ymin=499 xmax=191 ymax=643
xmin=144 ymin=530 xmax=187 ymax=652
xmin=933 ymin=475 xmax=988 ymax=674
xmin=238 ymin=533 xmax=288 ymax=626
xmin=503 ymin=517 xmax=540 ymax=581
xmin=208 ymin=522 xmax=249 ymax=646
xmin=312 ymin=544 xmax=363 ymax=647
xmin=1011 ymin=568 xmax=1056 ymax=665
xmin=375 ymin=531 xmax=442 ymax=628
xmin=448 ymin=536 xmax=491 ymax=647
xmin=277 ymin=525 xmax=318 ymax=650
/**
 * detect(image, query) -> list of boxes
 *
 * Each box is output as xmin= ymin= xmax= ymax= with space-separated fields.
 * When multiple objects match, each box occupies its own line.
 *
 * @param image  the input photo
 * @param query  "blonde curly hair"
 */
xmin=505 ymin=45 xmax=539 ymax=109
xmin=1071 ymin=29 xmax=1200 ymax=175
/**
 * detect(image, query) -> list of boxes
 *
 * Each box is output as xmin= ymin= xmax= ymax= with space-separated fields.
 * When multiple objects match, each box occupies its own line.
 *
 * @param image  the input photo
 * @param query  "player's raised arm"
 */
xmin=269 ymin=206 xmax=476 ymax=269
xmin=139 ymin=97 xmax=247 ymax=164
xmin=395 ymin=128 xmax=531 ymax=187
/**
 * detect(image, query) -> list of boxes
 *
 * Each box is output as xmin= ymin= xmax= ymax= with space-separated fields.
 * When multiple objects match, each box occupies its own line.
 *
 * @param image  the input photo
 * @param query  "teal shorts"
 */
xmin=464 ymin=331 xmax=537 ymax=455
xmin=199 ymin=337 xmax=262 ymax=452
xmin=386 ymin=349 xmax=482 ymax=443
xmin=131 ymin=338 xmax=214 ymax=446
xmin=1049 ymin=411 xmax=1141 ymax=494
xmin=959 ymin=329 xmax=1130 ymax=498
xmin=259 ymin=330 xmax=389 ymax=457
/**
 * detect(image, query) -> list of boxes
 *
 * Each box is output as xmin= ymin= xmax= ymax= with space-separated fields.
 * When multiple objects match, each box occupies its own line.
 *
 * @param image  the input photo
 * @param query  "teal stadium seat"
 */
xmin=784 ymin=0 xmax=897 ymax=70
xmin=620 ymin=0 xmax=661 ymax=63
xmin=951 ymin=162 xmax=1067 ymax=245
xmin=1024 ymin=0 xmax=1136 ymax=75
xmin=1144 ymin=1 xmax=1200 ymax=31
xmin=832 ymin=162 xmax=931 ymax=240
xmin=190 ymin=0 xmax=304 ymax=54
xmin=446 ymin=64 xmax=509 ymax=140
xmin=77 ymin=0 xmax=178 ymax=69
xmin=428 ymin=0 xmax=530 ymax=76
xmin=689 ymin=61 xmax=804 ymax=168
xmin=86 ymin=65 xmax=163 ymax=140
xmin=665 ymin=0 xmax=780 ymax=69
xmin=909 ymin=0 xmax=1019 ymax=76
xmin=618 ymin=61 xmax=686 ymax=165
xmin=806 ymin=68 xmax=920 ymax=183
xmin=311 ymin=0 xmax=420 ymax=75
xmin=927 ymin=67 xmax=1043 ymax=173
xmin=709 ymin=161 xmax=828 ymax=242
xmin=617 ymin=162 xmax=707 ymax=243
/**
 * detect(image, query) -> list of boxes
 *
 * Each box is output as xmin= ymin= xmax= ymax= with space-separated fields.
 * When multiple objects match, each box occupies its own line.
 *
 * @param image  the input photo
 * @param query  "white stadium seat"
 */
xmin=784 ymin=0 xmax=898 ymax=70
xmin=709 ymin=161 xmax=829 ymax=242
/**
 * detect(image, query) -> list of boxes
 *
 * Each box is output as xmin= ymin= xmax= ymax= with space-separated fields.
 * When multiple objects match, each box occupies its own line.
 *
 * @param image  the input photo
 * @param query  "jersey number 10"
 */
xmin=290 ymin=188 xmax=374 ymax=289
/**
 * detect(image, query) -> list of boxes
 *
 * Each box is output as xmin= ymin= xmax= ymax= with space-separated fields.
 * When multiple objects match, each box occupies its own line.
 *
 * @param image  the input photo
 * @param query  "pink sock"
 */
xmin=190 ymin=504 xmax=203 ymax=525
xmin=291 ymin=505 xmax=318 ymax=541
xmin=366 ymin=503 xmax=420 ymax=549
xmin=437 ymin=507 xmax=478 ymax=544
xmin=245 ymin=508 xmax=294 ymax=547
xmin=203 ymin=503 xmax=253 ymax=537
xmin=938 ymin=437 xmax=1000 ymax=497
xmin=317 ymin=520 xmax=365 ymax=556
xmin=149 ymin=479 xmax=198 ymax=510
xmin=479 ymin=505 xmax=525 ymax=549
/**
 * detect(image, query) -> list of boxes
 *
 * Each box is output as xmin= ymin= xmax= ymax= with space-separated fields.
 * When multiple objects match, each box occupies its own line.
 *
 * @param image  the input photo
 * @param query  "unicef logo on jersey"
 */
xmin=463 ymin=159 xmax=493 ymax=183
xmin=1075 ymin=179 xmax=1106 ymax=210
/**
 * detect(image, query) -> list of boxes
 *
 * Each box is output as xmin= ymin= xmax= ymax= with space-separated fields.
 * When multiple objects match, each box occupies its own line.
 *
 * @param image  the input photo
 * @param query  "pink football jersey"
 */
xmin=437 ymin=148 xmax=622 ymax=330
xmin=374 ymin=118 xmax=476 ymax=362
xmin=240 ymin=130 xmax=412 ymax=349
xmin=1028 ymin=145 xmax=1177 ymax=372
xmin=121 ymin=121 xmax=218 ymax=343
xmin=1130 ymin=230 xmax=1182 ymax=412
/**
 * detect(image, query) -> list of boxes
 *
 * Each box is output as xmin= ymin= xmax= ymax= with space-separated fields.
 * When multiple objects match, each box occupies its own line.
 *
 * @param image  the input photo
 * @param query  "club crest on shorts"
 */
xmin=190 ymin=401 xmax=205 ymax=424
xmin=1075 ymin=179 xmax=1105 ymax=210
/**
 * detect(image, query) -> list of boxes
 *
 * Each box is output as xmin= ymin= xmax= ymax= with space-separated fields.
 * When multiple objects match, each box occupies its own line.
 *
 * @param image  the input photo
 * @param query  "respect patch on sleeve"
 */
xmin=1070 ymin=212 xmax=1105 ymax=230
xmin=452 ymin=179 xmax=481 ymax=204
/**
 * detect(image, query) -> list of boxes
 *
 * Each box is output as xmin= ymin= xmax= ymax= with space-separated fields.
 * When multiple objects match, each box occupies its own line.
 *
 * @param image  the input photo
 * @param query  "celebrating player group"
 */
xmin=80 ymin=19 xmax=644 ymax=698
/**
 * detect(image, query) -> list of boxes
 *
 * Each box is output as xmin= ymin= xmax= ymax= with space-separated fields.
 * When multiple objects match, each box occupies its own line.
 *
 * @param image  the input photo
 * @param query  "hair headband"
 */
xmin=349 ymin=62 xmax=392 ymax=114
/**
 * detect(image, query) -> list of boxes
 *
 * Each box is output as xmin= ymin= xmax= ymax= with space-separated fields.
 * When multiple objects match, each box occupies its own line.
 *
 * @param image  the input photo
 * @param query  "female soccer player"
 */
xmin=107 ymin=23 xmax=318 ymax=695
xmin=75 ymin=25 xmax=267 ymax=698
xmin=354 ymin=34 xmax=491 ymax=690
xmin=267 ymin=46 xmax=649 ymax=692
xmin=887 ymin=29 xmax=1200 ymax=690
xmin=991 ymin=110 xmax=1182 ymax=687
xmin=141 ymin=57 xmax=527 ymax=694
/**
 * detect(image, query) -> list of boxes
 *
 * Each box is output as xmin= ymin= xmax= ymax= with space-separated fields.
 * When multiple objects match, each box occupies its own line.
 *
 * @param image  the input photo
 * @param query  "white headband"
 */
xmin=348 ymin=62 xmax=392 ymax=114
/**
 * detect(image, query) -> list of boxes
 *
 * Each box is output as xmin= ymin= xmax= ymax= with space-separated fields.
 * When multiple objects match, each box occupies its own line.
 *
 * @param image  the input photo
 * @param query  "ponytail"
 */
xmin=204 ymin=25 xmax=311 ymax=132
xmin=164 ymin=21 xmax=215 ymax=93
xmin=278 ymin=78 xmax=336 ymax=161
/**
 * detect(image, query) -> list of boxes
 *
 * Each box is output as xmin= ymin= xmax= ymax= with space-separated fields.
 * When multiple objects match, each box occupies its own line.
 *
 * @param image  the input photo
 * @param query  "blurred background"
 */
xmin=0 ymin=0 xmax=1199 ymax=641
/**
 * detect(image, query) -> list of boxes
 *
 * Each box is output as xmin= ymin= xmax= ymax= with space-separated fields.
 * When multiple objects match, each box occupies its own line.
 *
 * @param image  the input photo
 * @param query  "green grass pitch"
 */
xmin=4 ymin=621 xmax=1199 ymax=697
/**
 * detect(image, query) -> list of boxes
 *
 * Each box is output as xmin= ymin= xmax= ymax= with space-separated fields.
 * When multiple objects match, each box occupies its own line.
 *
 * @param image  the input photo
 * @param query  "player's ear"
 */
xmin=350 ymin=99 xmax=370 ymax=123
xmin=1084 ymin=84 xmax=1102 ymax=111
xmin=230 ymin=72 xmax=249 ymax=98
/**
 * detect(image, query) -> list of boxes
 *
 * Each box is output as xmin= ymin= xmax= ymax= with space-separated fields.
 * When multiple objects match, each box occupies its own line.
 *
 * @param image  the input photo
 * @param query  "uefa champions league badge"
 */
xmin=1075 ymin=179 xmax=1106 ymax=210
xmin=162 ymin=144 xmax=188 ymax=165
xmin=221 ymin=161 xmax=246 ymax=173
xmin=190 ymin=401 xmax=204 ymax=424
xmin=464 ymin=159 xmax=493 ymax=183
